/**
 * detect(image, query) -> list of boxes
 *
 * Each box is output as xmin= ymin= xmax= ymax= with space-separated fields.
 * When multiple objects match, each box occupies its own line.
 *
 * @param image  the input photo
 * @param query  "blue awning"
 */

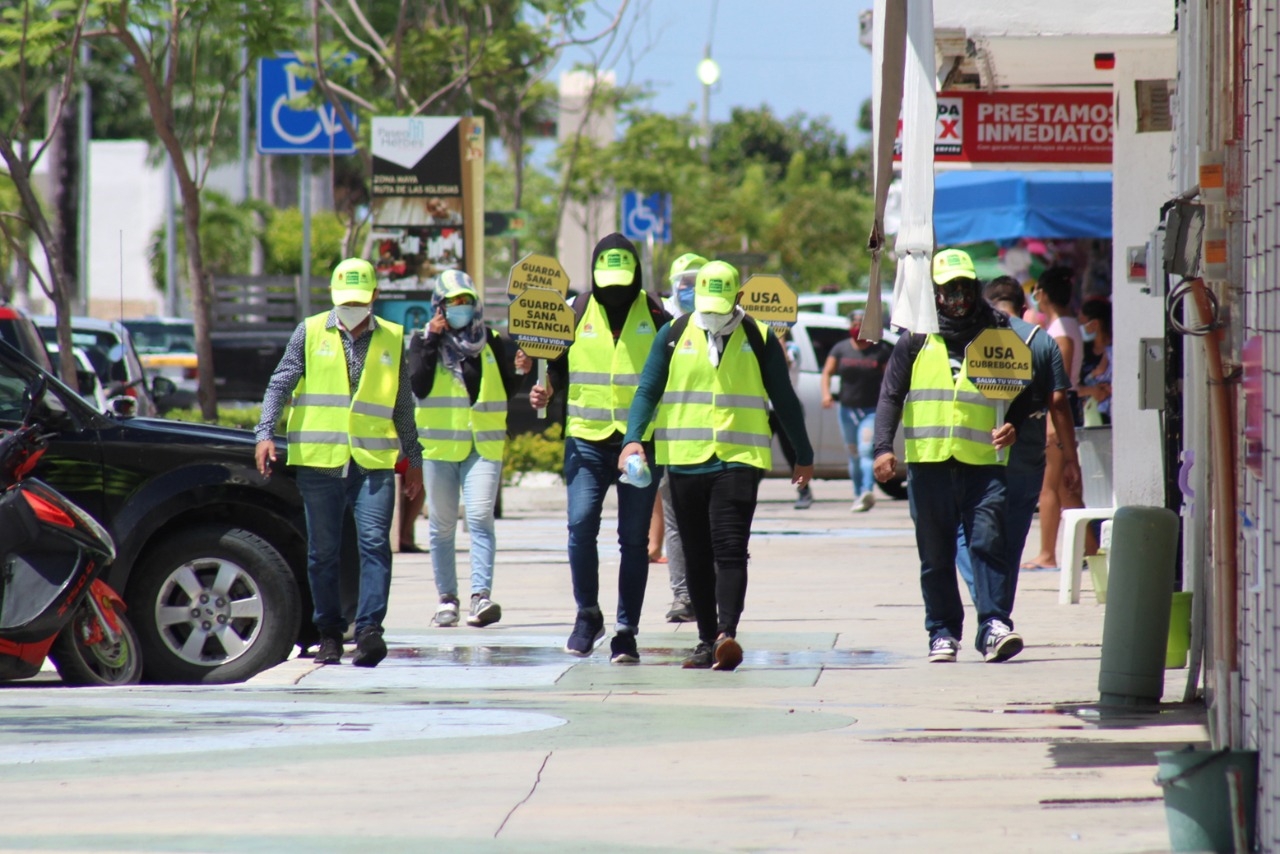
xmin=933 ymin=171 xmax=1112 ymax=245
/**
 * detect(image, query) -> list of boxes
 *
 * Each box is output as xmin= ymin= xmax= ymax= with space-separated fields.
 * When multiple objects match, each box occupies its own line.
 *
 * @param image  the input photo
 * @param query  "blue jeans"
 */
xmin=907 ymin=461 xmax=1012 ymax=652
xmin=957 ymin=466 xmax=1043 ymax=611
xmin=296 ymin=466 xmax=396 ymax=636
xmin=564 ymin=436 xmax=661 ymax=633
xmin=424 ymin=452 xmax=503 ymax=599
xmin=837 ymin=406 xmax=877 ymax=497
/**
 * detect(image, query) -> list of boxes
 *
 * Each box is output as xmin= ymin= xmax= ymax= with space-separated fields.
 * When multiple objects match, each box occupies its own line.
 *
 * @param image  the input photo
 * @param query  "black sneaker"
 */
xmin=314 ymin=635 xmax=342 ymax=665
xmin=351 ymin=627 xmax=387 ymax=668
xmin=712 ymin=636 xmax=743 ymax=671
xmin=609 ymin=632 xmax=640 ymax=664
xmin=682 ymin=642 xmax=714 ymax=669
xmin=665 ymin=598 xmax=695 ymax=623
xmin=564 ymin=608 xmax=604 ymax=656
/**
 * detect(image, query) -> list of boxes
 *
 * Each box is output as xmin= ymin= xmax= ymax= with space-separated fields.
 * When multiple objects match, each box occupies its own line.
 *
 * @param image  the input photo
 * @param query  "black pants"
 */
xmin=667 ymin=466 xmax=763 ymax=644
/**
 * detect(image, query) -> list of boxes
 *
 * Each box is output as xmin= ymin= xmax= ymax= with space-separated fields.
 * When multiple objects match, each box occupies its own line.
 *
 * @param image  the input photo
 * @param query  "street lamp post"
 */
xmin=697 ymin=52 xmax=720 ymax=165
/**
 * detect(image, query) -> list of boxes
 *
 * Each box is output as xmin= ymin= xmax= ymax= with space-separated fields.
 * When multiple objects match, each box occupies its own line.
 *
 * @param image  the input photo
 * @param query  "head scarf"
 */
xmin=431 ymin=271 xmax=487 ymax=383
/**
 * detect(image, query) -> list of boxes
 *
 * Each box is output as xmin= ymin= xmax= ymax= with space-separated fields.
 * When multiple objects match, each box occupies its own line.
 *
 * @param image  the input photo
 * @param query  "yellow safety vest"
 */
xmin=654 ymin=319 xmax=772 ymax=469
xmin=566 ymin=295 xmax=657 ymax=440
xmin=902 ymin=334 xmax=1002 ymax=466
xmin=415 ymin=341 xmax=507 ymax=462
xmin=286 ymin=313 xmax=404 ymax=470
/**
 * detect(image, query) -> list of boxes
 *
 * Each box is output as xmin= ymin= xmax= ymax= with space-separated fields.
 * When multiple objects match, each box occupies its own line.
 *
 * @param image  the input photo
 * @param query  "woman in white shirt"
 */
xmin=1023 ymin=268 xmax=1086 ymax=570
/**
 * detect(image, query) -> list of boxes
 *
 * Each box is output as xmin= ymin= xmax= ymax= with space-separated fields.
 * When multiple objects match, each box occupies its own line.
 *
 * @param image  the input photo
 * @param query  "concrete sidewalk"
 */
xmin=0 ymin=477 xmax=1204 ymax=853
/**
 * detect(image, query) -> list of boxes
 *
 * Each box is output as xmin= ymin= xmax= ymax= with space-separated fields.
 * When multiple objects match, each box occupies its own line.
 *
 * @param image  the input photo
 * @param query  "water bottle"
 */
xmin=619 ymin=453 xmax=651 ymax=488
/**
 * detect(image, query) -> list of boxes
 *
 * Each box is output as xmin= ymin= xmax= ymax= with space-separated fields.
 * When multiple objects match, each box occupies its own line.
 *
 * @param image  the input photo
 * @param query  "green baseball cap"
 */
xmin=932 ymin=248 xmax=977 ymax=285
xmin=668 ymin=253 xmax=708 ymax=280
xmin=331 ymin=258 xmax=377 ymax=305
xmin=694 ymin=260 xmax=741 ymax=314
xmin=594 ymin=248 xmax=638 ymax=286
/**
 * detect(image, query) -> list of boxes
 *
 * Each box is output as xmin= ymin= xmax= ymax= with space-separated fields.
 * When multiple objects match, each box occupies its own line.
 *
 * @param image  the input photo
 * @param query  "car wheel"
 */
xmin=129 ymin=525 xmax=301 ymax=684
xmin=878 ymin=477 xmax=909 ymax=501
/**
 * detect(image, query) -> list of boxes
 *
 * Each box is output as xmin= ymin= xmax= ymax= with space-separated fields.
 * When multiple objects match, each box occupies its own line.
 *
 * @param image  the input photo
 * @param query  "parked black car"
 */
xmin=0 ymin=339 xmax=314 ymax=684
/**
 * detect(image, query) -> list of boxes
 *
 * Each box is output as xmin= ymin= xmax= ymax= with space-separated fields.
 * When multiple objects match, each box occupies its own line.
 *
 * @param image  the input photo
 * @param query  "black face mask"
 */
xmin=935 ymin=280 xmax=978 ymax=318
xmin=594 ymin=284 xmax=634 ymax=308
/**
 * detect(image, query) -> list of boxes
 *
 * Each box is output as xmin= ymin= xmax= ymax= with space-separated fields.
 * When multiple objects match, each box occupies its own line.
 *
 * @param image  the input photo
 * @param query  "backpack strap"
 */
xmin=666 ymin=314 xmax=692 ymax=355
xmin=907 ymin=332 xmax=928 ymax=361
xmin=571 ymin=292 xmax=591 ymax=324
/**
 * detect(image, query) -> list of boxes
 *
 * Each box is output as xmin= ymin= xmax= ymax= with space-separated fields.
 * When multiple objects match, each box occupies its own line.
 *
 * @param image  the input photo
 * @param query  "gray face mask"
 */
xmin=335 ymin=304 xmax=371 ymax=330
xmin=699 ymin=311 xmax=733 ymax=334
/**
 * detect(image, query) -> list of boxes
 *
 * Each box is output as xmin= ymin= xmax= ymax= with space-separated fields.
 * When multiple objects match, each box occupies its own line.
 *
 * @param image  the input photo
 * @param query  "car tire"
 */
xmin=878 ymin=478 xmax=909 ymax=501
xmin=129 ymin=525 xmax=301 ymax=684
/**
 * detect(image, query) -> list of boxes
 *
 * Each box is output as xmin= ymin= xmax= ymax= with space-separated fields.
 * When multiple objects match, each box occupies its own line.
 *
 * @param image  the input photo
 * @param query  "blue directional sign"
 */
xmin=257 ymin=54 xmax=357 ymax=155
xmin=622 ymin=191 xmax=672 ymax=243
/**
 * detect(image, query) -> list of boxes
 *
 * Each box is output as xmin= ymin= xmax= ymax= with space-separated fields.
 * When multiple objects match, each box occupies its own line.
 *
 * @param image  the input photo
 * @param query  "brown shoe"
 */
xmin=712 ymin=636 xmax=743 ymax=671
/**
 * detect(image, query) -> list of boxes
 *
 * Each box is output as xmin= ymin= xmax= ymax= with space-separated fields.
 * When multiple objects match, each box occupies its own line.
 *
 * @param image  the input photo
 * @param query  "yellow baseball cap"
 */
xmin=668 ymin=253 xmax=708 ymax=280
xmin=331 ymin=258 xmax=377 ymax=304
xmin=594 ymin=248 xmax=638 ymax=286
xmin=932 ymin=249 xmax=977 ymax=285
xmin=694 ymin=260 xmax=741 ymax=314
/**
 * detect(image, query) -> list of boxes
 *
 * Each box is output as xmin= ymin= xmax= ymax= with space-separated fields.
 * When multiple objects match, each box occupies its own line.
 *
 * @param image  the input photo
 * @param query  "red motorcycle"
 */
xmin=0 ymin=379 xmax=142 ymax=685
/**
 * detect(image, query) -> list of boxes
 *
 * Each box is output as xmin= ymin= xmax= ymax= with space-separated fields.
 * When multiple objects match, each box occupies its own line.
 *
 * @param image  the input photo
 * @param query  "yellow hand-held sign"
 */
xmin=508 ymin=287 xmax=575 ymax=360
xmin=508 ymin=253 xmax=570 ymax=301
xmin=964 ymin=328 xmax=1032 ymax=400
xmin=739 ymin=274 xmax=798 ymax=329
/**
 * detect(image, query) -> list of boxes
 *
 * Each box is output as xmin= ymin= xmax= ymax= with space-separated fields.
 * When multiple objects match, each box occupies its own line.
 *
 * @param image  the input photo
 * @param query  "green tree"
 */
xmin=148 ymin=191 xmax=265 ymax=288
xmin=0 ymin=0 xmax=93 ymax=389
xmin=261 ymin=207 xmax=352 ymax=277
xmin=89 ymin=0 xmax=305 ymax=420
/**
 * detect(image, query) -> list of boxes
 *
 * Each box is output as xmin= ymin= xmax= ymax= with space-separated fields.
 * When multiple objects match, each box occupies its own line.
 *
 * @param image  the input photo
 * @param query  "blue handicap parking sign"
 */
xmin=622 ymin=192 xmax=671 ymax=243
xmin=257 ymin=54 xmax=357 ymax=155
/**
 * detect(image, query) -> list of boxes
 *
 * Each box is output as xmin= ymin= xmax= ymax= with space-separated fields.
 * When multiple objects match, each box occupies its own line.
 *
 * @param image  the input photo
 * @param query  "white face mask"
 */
xmin=700 ymin=311 xmax=733 ymax=335
xmin=335 ymin=304 xmax=371 ymax=330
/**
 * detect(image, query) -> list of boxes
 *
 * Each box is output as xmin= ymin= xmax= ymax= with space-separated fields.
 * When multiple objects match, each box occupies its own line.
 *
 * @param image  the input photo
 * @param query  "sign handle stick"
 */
xmin=536 ymin=359 xmax=547 ymax=420
xmin=994 ymin=400 xmax=1006 ymax=463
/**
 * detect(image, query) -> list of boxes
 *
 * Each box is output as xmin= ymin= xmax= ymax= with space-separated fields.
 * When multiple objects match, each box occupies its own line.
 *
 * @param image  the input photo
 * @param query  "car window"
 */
xmin=808 ymin=327 xmax=850 ymax=368
xmin=126 ymin=321 xmax=195 ymax=354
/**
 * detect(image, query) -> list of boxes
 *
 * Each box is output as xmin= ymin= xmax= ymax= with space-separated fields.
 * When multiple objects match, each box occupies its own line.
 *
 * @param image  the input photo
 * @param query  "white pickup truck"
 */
xmin=770 ymin=312 xmax=908 ymax=500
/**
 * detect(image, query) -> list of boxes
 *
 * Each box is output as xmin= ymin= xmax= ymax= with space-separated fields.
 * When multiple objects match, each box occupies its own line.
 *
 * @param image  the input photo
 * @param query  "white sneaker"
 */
xmin=852 ymin=492 xmax=876 ymax=513
xmin=928 ymin=636 xmax=959 ymax=663
xmin=434 ymin=598 xmax=460 ymax=627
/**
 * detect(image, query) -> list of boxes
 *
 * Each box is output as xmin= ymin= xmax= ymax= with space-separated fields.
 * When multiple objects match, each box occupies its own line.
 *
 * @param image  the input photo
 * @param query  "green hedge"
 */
xmin=503 ymin=424 xmax=565 ymax=485
xmin=163 ymin=406 xmax=278 ymax=431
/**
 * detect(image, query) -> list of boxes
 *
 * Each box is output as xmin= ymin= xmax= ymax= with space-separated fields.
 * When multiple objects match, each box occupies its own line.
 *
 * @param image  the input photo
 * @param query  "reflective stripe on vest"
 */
xmin=654 ymin=320 xmax=772 ymax=469
xmin=565 ymin=296 xmax=658 ymax=441
xmin=414 ymin=342 xmax=508 ymax=462
xmin=286 ymin=313 xmax=404 ymax=469
xmin=902 ymin=334 xmax=1002 ymax=466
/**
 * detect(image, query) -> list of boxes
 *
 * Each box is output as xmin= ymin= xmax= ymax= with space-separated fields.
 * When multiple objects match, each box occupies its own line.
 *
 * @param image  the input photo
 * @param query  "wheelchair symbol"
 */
xmin=622 ymin=192 xmax=670 ymax=243
xmin=270 ymin=63 xmax=344 ymax=146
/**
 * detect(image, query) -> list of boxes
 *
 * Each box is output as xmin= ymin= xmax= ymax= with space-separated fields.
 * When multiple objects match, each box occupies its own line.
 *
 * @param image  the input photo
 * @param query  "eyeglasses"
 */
xmin=444 ymin=295 xmax=475 ymax=307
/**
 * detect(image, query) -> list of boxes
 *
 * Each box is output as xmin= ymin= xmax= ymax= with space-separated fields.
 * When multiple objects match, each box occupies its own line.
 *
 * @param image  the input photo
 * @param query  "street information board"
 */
xmin=508 ymin=253 xmax=570 ymax=301
xmin=740 ymin=274 xmax=798 ymax=330
xmin=508 ymin=287 xmax=575 ymax=360
xmin=964 ymin=328 xmax=1033 ymax=399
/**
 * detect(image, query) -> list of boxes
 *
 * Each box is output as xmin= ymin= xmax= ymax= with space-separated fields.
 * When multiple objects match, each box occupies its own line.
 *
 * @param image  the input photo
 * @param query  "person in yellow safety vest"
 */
xmin=528 ymin=233 xmax=671 ymax=664
xmin=871 ymin=248 xmax=1036 ymax=665
xmin=254 ymin=258 xmax=424 ymax=669
xmin=621 ymin=260 xmax=814 ymax=671
xmin=406 ymin=270 xmax=523 ymax=630
xmin=655 ymin=252 xmax=708 ymax=624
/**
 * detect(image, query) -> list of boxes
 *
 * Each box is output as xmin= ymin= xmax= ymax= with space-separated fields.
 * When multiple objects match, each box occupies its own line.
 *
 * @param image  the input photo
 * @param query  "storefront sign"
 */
xmin=895 ymin=91 xmax=1114 ymax=166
